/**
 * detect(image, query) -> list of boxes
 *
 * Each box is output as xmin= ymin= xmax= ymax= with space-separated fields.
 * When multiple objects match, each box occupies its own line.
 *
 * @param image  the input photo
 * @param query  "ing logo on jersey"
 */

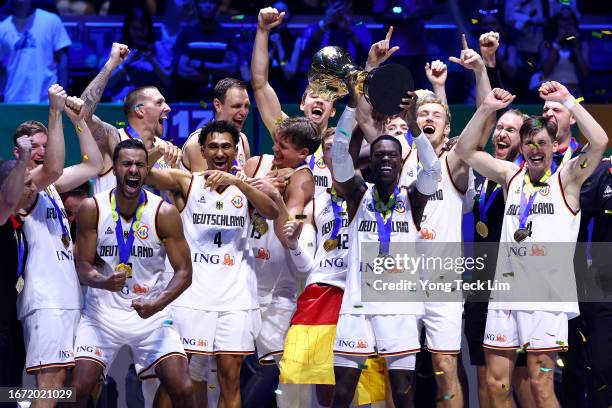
xmin=223 ymin=253 xmax=235 ymax=266
xmin=136 ymin=224 xmax=149 ymax=239
xmin=420 ymin=228 xmax=436 ymax=240
xmin=316 ymin=156 xmax=326 ymax=169
xmin=133 ymin=283 xmax=150 ymax=294
xmin=395 ymin=200 xmax=406 ymax=213
xmin=231 ymin=195 xmax=244 ymax=208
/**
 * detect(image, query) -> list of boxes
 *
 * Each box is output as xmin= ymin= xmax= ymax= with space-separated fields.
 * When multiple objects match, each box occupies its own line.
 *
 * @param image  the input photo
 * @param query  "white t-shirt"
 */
xmin=0 ymin=9 xmax=71 ymax=102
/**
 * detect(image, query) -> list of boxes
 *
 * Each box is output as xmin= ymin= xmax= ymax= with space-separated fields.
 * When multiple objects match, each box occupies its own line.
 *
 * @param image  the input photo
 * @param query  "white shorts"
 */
xmin=419 ymin=302 xmax=463 ymax=354
xmin=334 ymin=354 xmax=417 ymax=371
xmin=483 ymin=309 xmax=569 ymax=352
xmin=334 ymin=314 xmax=420 ymax=356
xmin=74 ymin=313 xmax=186 ymax=379
xmin=256 ymin=298 xmax=295 ymax=363
xmin=22 ymin=309 xmax=80 ymax=374
xmin=171 ymin=306 xmax=260 ymax=355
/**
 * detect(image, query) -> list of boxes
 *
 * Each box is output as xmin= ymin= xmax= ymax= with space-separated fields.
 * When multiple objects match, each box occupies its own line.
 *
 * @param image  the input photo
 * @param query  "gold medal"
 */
xmin=61 ymin=233 xmax=70 ymax=249
xmin=253 ymin=217 xmax=268 ymax=235
xmin=115 ymin=263 xmax=132 ymax=278
xmin=514 ymin=228 xmax=530 ymax=243
xmin=15 ymin=276 xmax=24 ymax=293
xmin=476 ymin=221 xmax=489 ymax=238
xmin=323 ymin=238 xmax=339 ymax=252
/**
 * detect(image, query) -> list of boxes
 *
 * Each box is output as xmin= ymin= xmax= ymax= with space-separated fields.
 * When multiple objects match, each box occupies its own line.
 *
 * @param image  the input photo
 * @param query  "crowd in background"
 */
xmin=0 ymin=0 xmax=610 ymax=105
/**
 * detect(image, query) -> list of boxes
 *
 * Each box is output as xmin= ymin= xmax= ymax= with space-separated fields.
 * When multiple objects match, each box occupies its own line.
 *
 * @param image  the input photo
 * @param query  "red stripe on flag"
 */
xmin=290 ymin=283 xmax=343 ymax=325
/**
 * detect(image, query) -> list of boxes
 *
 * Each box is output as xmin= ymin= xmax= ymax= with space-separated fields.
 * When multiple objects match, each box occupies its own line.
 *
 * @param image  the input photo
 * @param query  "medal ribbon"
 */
xmin=372 ymin=186 xmax=399 ymax=255
xmin=112 ymin=190 xmax=146 ymax=264
xmin=44 ymin=188 xmax=70 ymax=243
xmin=478 ymin=178 xmax=501 ymax=225
xmin=559 ymin=137 xmax=580 ymax=168
xmin=10 ymin=216 xmax=25 ymax=281
xmin=329 ymin=187 xmax=346 ymax=241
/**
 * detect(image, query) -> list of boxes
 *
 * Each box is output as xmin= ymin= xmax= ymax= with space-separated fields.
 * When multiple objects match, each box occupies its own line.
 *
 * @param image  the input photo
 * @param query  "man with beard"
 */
xmin=463 ymin=109 xmax=538 ymax=408
xmin=71 ymin=139 xmax=194 ymax=408
xmin=330 ymin=90 xmax=440 ymax=407
xmin=455 ymin=84 xmax=607 ymax=407
xmin=252 ymin=7 xmax=336 ymax=198
xmin=180 ymin=78 xmax=252 ymax=172
xmin=78 ymin=43 xmax=181 ymax=195
xmin=12 ymin=86 xmax=103 ymax=406
xmin=145 ymin=120 xmax=279 ymax=408
xmin=543 ymin=98 xmax=583 ymax=166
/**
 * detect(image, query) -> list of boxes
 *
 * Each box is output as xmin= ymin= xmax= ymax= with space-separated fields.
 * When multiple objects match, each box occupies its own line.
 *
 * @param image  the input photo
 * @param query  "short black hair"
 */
xmin=520 ymin=115 xmax=557 ymax=143
xmin=277 ymin=117 xmax=321 ymax=155
xmin=370 ymin=135 xmax=402 ymax=157
xmin=112 ymin=139 xmax=149 ymax=164
xmin=198 ymin=120 xmax=240 ymax=146
xmin=213 ymin=78 xmax=247 ymax=103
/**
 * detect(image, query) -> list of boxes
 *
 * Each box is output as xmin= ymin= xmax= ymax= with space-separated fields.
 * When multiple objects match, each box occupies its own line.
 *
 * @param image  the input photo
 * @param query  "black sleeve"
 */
xmin=486 ymin=65 xmax=504 ymax=90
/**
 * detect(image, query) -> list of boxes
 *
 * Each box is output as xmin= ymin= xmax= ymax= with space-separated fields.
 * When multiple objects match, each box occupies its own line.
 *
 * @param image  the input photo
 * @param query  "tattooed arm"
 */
xmin=80 ymin=43 xmax=130 ymax=158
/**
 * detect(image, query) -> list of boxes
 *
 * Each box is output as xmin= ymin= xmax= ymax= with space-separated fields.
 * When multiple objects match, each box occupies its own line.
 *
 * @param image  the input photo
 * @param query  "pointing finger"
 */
xmin=385 ymin=26 xmax=394 ymax=42
xmin=461 ymin=33 xmax=469 ymax=50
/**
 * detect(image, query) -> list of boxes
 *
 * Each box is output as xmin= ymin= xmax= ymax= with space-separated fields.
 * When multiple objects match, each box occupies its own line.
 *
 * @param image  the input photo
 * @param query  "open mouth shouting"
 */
xmin=211 ymin=158 xmax=229 ymax=171
xmin=124 ymin=175 xmax=141 ymax=195
xmin=310 ymin=106 xmax=324 ymax=122
xmin=423 ymin=124 xmax=436 ymax=134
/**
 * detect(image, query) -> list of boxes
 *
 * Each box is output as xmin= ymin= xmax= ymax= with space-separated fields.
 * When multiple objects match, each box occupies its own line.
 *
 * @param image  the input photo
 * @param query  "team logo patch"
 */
xmin=538 ymin=185 xmax=550 ymax=196
xmin=231 ymin=195 xmax=244 ymax=208
xmin=316 ymin=156 xmax=326 ymax=169
xmin=395 ymin=200 xmax=406 ymax=213
xmin=105 ymin=227 xmax=113 ymax=235
xmin=198 ymin=196 xmax=207 ymax=204
xmin=136 ymin=224 xmax=149 ymax=239
xmin=216 ymin=201 xmax=223 ymax=210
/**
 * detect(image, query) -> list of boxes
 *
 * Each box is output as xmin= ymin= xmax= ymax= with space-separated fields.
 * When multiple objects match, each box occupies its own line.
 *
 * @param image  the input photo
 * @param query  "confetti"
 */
xmin=353 ymin=305 xmax=363 ymax=308
xmin=603 ymin=30 xmax=612 ymax=35
xmin=280 ymin=60 xmax=287 ymax=66
xmin=444 ymin=394 xmax=455 ymax=401
xmin=501 ymin=384 xmax=508 ymax=390
xmin=116 ymin=121 xmax=125 ymax=126
xmin=516 ymin=348 xmax=526 ymax=353
xmin=82 ymin=154 xmax=89 ymax=161
xmin=597 ymin=384 xmax=608 ymax=391
xmin=579 ymin=331 xmax=587 ymax=343
xmin=559 ymin=0 xmax=570 ymax=4
xmin=208 ymin=384 xmax=216 ymax=389
xmin=435 ymin=371 xmax=445 ymax=376
xmin=565 ymin=35 xmax=576 ymax=41
xmin=471 ymin=18 xmax=479 ymax=25
xmin=162 ymin=319 xmax=173 ymax=326
xmin=592 ymin=32 xmax=604 ymax=38
xmin=231 ymin=14 xmax=245 ymax=20
xmin=576 ymin=96 xmax=585 ymax=103
xmin=274 ymin=389 xmax=283 ymax=395
xmin=556 ymin=358 xmax=565 ymax=367
xmin=580 ymin=160 xmax=589 ymax=169
xmin=556 ymin=340 xmax=566 ymax=346
xmin=587 ymin=366 xmax=592 ymax=370
xmin=199 ymin=101 xmax=208 ymax=108
xmin=356 ymin=21 xmax=364 ymax=26
xmin=358 ymin=364 xmax=368 ymax=370
xmin=526 ymin=61 xmax=534 ymax=68
xmin=76 ymin=125 xmax=83 ymax=133
xmin=502 ymin=272 xmax=514 ymax=278
xmin=540 ymin=367 xmax=553 ymax=373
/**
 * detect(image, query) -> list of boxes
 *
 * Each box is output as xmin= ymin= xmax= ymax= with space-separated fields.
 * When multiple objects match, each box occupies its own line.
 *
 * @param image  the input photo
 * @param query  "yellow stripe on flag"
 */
xmin=355 ymin=357 xmax=386 ymax=405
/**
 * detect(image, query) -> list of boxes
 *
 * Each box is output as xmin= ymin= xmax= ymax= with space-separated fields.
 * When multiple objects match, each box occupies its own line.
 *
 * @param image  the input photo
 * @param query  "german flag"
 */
xmin=279 ymin=283 xmax=386 ymax=405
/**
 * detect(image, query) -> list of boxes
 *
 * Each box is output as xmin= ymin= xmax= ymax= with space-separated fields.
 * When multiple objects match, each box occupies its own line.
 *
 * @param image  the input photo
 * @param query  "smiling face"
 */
xmin=214 ymin=87 xmax=250 ymax=132
xmin=300 ymin=88 xmax=335 ymax=127
xmin=416 ymin=102 xmax=450 ymax=149
xmin=272 ymin=132 xmax=309 ymax=169
xmin=201 ymin=131 xmax=237 ymax=173
xmin=493 ymin=111 xmax=524 ymax=161
xmin=385 ymin=116 xmax=408 ymax=137
xmin=114 ymin=148 xmax=148 ymax=199
xmin=520 ymin=129 xmax=558 ymax=179
xmin=370 ymin=138 xmax=402 ymax=186
xmin=133 ymin=88 xmax=171 ymax=137
xmin=542 ymin=101 xmax=575 ymax=142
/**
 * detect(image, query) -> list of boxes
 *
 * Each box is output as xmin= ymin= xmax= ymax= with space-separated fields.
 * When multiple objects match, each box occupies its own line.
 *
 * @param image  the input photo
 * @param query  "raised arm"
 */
xmin=425 ymin=60 xmax=448 ymax=105
xmin=55 ymin=97 xmax=104 ymax=193
xmin=30 ymin=85 xmax=66 ymax=191
xmin=454 ymin=89 xmax=519 ymax=186
xmin=132 ymin=202 xmax=192 ymax=319
xmin=273 ymin=170 xmax=314 ymax=248
xmin=251 ymin=7 xmax=286 ymax=136
xmin=145 ymin=168 xmax=192 ymax=197
xmin=0 ymin=137 xmax=30 ymax=224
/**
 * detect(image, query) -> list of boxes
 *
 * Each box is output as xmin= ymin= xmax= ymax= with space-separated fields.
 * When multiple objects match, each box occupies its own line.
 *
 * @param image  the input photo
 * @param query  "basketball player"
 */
xmin=0 ymin=136 xmax=31 ymax=223
xmin=180 ymin=78 xmax=252 ymax=172
xmin=455 ymin=84 xmax=608 ymax=406
xmin=330 ymin=90 xmax=441 ymax=407
xmin=79 ymin=43 xmax=181 ymax=194
xmin=13 ymin=85 xmax=103 ymax=407
xmin=71 ymin=139 xmax=194 ymax=408
xmin=145 ymin=120 xmax=279 ymax=408
xmin=253 ymin=7 xmax=336 ymax=197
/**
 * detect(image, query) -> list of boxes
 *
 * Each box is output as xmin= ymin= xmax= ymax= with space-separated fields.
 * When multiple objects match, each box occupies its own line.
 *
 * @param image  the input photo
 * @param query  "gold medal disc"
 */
xmin=115 ymin=263 xmax=133 ymax=278
xmin=476 ymin=221 xmax=489 ymax=238
xmin=323 ymin=238 xmax=339 ymax=252
xmin=15 ymin=276 xmax=24 ymax=293
xmin=61 ymin=234 xmax=70 ymax=248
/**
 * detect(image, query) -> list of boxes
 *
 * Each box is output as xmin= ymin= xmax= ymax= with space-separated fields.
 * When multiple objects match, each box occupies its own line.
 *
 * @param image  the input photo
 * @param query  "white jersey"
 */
xmin=491 ymin=169 xmax=580 ymax=316
xmin=17 ymin=185 xmax=81 ymax=319
xmin=399 ymin=149 xmax=417 ymax=190
xmin=340 ymin=184 xmax=424 ymax=315
xmin=249 ymin=154 xmax=311 ymax=302
xmin=307 ymin=145 xmax=333 ymax=197
xmin=93 ymin=129 xmax=171 ymax=195
xmin=181 ymin=129 xmax=249 ymax=171
xmin=85 ymin=189 xmax=167 ymax=317
xmin=172 ymin=173 xmax=257 ymax=311
xmin=308 ymin=190 xmax=349 ymax=288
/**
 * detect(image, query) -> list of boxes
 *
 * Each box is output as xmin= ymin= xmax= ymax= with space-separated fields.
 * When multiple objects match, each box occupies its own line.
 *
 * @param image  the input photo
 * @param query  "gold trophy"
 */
xmin=308 ymin=46 xmax=414 ymax=115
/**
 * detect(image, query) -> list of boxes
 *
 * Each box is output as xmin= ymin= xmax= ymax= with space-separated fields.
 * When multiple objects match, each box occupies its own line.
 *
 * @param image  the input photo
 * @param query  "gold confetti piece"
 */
xmin=605 ymin=210 xmax=612 ymax=214
xmin=579 ymin=331 xmax=587 ymax=342
xmin=435 ymin=371 xmax=445 ymax=376
xmin=576 ymin=96 xmax=585 ymax=103
xmin=516 ymin=348 xmax=526 ymax=353
xmin=502 ymin=272 xmax=514 ymax=278
xmin=556 ymin=340 xmax=566 ymax=346
xmin=471 ymin=18 xmax=478 ymax=25
xmin=502 ymin=384 xmax=508 ymax=390
xmin=82 ymin=154 xmax=89 ymax=161
xmin=528 ymin=143 xmax=538 ymax=149
xmin=76 ymin=125 xmax=83 ymax=133
xmin=556 ymin=358 xmax=565 ymax=367
xmin=580 ymin=160 xmax=589 ymax=169
xmin=602 ymin=30 xmax=612 ymax=35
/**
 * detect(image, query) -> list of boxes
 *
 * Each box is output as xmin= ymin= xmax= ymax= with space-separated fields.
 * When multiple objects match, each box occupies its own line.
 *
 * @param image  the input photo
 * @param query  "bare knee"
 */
xmin=529 ymin=376 xmax=555 ymax=404
xmin=168 ymin=376 xmax=194 ymax=401
xmin=486 ymin=372 xmax=512 ymax=400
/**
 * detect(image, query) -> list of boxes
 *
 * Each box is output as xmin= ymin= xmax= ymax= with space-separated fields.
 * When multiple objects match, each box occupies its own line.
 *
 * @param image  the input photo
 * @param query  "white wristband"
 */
xmin=562 ymin=97 xmax=576 ymax=110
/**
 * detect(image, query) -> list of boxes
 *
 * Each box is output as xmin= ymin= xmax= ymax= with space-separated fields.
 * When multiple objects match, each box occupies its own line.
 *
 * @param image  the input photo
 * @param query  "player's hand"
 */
xmin=258 ymin=7 xmax=285 ymax=31
xmin=159 ymin=140 xmax=181 ymax=168
xmin=248 ymin=177 xmax=283 ymax=201
xmin=282 ymin=220 xmax=303 ymax=250
xmin=449 ymin=34 xmax=485 ymax=72
xmin=538 ymin=81 xmax=572 ymax=103
xmin=203 ymin=170 xmax=237 ymax=190
xmin=48 ymin=84 xmax=67 ymax=112
xmin=482 ymin=88 xmax=515 ymax=111
xmin=398 ymin=91 xmax=419 ymax=132
xmin=365 ymin=26 xmax=400 ymax=71
xmin=108 ymin=42 xmax=130 ymax=68
xmin=131 ymin=298 xmax=160 ymax=319
xmin=425 ymin=59 xmax=448 ymax=87
xmin=231 ymin=166 xmax=250 ymax=182
xmin=103 ymin=270 xmax=127 ymax=292
xmin=64 ymin=96 xmax=86 ymax=123
xmin=15 ymin=136 xmax=32 ymax=162
xmin=479 ymin=31 xmax=499 ymax=65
